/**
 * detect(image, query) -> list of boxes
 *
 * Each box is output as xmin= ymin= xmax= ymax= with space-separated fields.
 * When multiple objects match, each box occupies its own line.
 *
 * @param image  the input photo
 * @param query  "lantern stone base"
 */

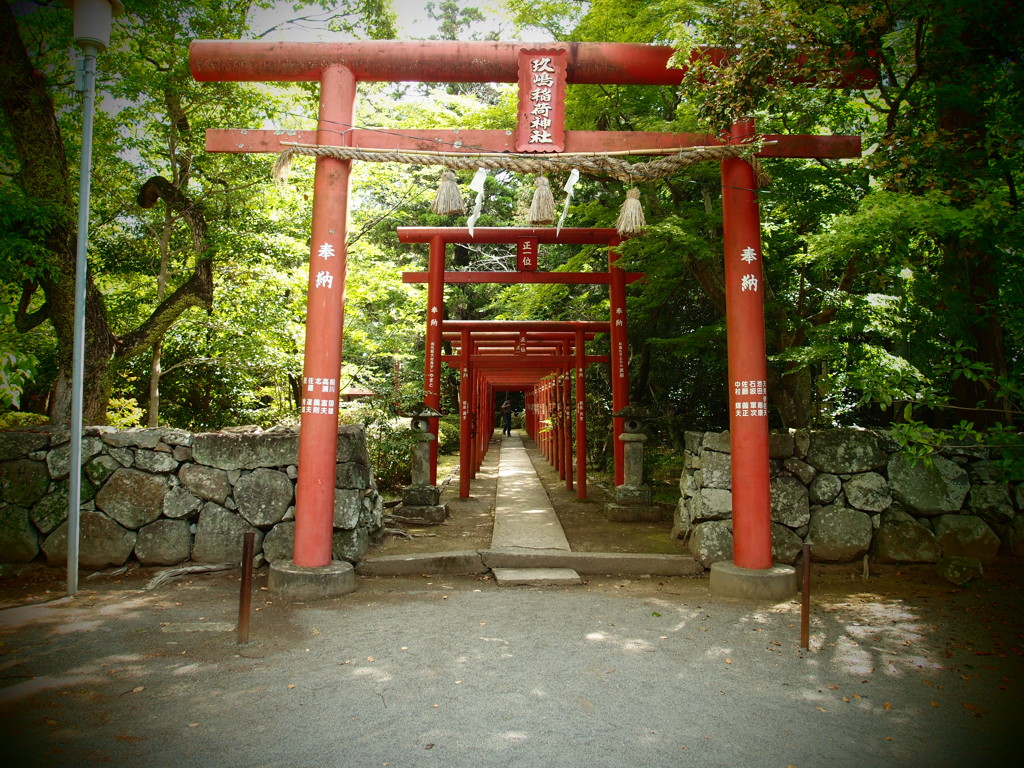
xmin=268 ymin=560 xmax=356 ymax=600
xmin=709 ymin=561 xmax=797 ymax=600
xmin=394 ymin=504 xmax=449 ymax=524
xmin=614 ymin=483 xmax=651 ymax=506
xmin=402 ymin=485 xmax=442 ymax=507
xmin=605 ymin=483 xmax=660 ymax=521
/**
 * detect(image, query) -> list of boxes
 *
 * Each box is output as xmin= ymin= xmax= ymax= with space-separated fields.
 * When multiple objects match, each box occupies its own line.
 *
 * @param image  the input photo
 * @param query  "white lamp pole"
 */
xmin=64 ymin=0 xmax=123 ymax=596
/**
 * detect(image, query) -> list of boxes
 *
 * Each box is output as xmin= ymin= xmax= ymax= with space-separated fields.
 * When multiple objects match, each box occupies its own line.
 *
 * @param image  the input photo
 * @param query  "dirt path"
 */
xmin=1 ymin=557 xmax=1022 ymax=768
xmin=373 ymin=433 xmax=687 ymax=558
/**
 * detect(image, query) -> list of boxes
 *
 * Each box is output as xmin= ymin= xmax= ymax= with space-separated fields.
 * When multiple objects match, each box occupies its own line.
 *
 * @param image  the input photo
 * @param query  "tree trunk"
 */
xmin=769 ymin=364 xmax=814 ymax=430
xmin=932 ymin=20 xmax=1011 ymax=427
xmin=3 ymin=4 xmax=216 ymax=427
xmin=631 ymin=343 xmax=652 ymax=406
xmin=945 ymin=242 xmax=1011 ymax=427
xmin=148 ymin=340 xmax=162 ymax=428
xmin=2 ymin=3 xmax=116 ymax=426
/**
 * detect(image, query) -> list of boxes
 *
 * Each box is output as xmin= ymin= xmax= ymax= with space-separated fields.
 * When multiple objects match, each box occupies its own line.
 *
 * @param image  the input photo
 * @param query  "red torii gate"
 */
xmin=398 ymin=226 xmax=636 ymax=490
xmin=438 ymin=320 xmax=608 ymax=500
xmin=189 ymin=39 xmax=864 ymax=597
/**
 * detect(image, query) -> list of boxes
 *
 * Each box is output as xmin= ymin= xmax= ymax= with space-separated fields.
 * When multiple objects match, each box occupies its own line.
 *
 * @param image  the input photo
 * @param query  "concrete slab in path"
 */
xmin=492 ymin=567 xmax=582 ymax=586
xmin=356 ymin=431 xmax=703 ymax=579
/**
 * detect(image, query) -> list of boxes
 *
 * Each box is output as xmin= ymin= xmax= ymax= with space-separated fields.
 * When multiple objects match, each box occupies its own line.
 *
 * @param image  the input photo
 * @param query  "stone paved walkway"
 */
xmin=491 ymin=433 xmax=572 ymax=552
xmin=489 ymin=432 xmax=581 ymax=585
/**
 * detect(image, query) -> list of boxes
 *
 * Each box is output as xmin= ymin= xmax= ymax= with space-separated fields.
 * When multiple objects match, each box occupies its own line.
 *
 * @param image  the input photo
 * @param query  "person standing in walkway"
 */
xmin=500 ymin=400 xmax=513 ymax=436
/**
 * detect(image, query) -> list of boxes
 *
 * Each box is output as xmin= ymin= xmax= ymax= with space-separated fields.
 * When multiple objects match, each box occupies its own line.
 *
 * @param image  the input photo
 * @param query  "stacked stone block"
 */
xmin=0 ymin=426 xmax=383 ymax=570
xmin=675 ymin=428 xmax=1021 ymax=572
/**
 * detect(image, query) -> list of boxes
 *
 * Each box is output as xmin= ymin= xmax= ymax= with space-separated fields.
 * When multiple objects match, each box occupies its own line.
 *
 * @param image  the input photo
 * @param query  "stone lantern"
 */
xmin=399 ymin=403 xmax=448 ymax=523
xmin=605 ymin=407 xmax=660 ymax=522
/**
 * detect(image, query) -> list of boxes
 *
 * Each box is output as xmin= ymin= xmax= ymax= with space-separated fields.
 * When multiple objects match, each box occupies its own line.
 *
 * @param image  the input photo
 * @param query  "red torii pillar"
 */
xmin=562 ymin=351 xmax=574 ymax=492
xmin=424 ymin=236 xmax=445 ymax=486
xmin=575 ymin=329 xmax=588 ymax=498
xmin=708 ymin=119 xmax=794 ymax=598
xmin=289 ymin=66 xmax=355 ymax=568
xmin=608 ymin=240 xmax=628 ymax=485
xmin=722 ymin=119 xmax=771 ymax=570
xmin=458 ymin=329 xmax=473 ymax=496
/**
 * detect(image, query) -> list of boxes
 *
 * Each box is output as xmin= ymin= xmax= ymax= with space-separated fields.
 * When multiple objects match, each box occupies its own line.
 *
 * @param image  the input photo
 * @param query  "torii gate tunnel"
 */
xmin=434 ymin=318 xmax=607 ymax=501
xmin=189 ymin=39 xmax=865 ymax=576
xmin=398 ymin=226 xmax=639 ymax=495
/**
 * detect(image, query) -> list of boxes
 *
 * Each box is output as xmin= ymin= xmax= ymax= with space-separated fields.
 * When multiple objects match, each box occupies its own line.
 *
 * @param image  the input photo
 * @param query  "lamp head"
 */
xmin=63 ymin=0 xmax=125 ymax=52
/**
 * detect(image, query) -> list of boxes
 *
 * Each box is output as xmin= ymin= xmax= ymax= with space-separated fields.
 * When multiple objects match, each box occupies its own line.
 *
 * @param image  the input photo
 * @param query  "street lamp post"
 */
xmin=63 ymin=0 xmax=123 ymax=596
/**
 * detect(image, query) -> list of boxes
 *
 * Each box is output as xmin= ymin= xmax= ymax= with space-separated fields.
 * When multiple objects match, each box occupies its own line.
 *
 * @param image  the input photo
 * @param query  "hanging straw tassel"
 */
xmin=431 ymin=169 xmax=465 ymax=215
xmin=528 ymin=175 xmax=556 ymax=225
xmin=272 ymin=147 xmax=297 ymax=184
xmin=615 ymin=187 xmax=646 ymax=237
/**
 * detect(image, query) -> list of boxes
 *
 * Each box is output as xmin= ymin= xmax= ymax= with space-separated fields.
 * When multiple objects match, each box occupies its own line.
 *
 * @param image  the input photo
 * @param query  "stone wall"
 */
xmin=675 ymin=428 xmax=1024 ymax=568
xmin=0 ymin=426 xmax=383 ymax=569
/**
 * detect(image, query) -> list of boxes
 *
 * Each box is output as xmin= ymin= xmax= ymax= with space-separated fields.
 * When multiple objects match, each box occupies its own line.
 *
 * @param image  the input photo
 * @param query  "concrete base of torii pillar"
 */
xmin=268 ymin=560 xmax=356 ymax=600
xmin=709 ymin=561 xmax=796 ymax=600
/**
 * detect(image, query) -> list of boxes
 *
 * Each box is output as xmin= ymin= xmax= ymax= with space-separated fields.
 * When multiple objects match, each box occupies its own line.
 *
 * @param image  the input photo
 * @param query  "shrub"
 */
xmin=0 ymin=410 xmax=49 ymax=429
xmin=437 ymin=414 xmax=461 ymax=454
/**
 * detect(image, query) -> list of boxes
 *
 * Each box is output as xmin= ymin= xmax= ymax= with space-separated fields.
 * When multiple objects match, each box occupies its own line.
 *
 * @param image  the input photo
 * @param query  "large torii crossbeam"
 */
xmin=190 ymin=39 xmax=864 ymax=598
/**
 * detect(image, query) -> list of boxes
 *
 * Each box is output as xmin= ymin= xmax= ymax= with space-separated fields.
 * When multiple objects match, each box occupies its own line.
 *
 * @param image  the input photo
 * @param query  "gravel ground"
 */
xmin=0 ymin=560 xmax=1021 ymax=768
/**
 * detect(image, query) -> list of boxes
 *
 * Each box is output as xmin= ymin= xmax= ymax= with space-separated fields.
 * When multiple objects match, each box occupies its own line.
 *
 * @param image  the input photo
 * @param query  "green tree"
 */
xmin=676 ymin=0 xmax=1024 ymax=430
xmin=425 ymin=0 xmax=486 ymax=40
xmin=511 ymin=0 xmax=1023 ymax=440
xmin=1 ymin=0 xmax=394 ymax=427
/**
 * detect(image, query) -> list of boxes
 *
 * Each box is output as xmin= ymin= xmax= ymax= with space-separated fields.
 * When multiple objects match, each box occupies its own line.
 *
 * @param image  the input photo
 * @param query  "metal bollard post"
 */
xmin=237 ymin=531 xmax=255 ymax=645
xmin=800 ymin=542 xmax=811 ymax=650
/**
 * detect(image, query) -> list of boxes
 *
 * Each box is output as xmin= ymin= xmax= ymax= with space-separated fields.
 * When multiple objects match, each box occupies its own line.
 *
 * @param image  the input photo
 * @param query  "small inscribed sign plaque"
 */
xmin=517 ymin=236 xmax=539 ymax=271
xmin=516 ymin=49 xmax=567 ymax=153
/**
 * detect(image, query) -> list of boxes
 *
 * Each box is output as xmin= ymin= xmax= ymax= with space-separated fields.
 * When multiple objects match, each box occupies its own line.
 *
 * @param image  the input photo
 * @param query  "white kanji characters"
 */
xmin=315 ymin=271 xmax=333 ymax=289
xmin=301 ymin=392 xmax=337 ymax=415
xmin=531 ymin=57 xmax=556 ymax=73
xmin=530 ymin=129 xmax=553 ymax=143
xmin=531 ymin=103 xmax=553 ymax=116
xmin=531 ymin=116 xmax=553 ymax=130
xmin=733 ymin=393 xmax=767 ymax=417
xmin=740 ymin=246 xmax=758 ymax=263
xmin=530 ymin=89 xmax=553 ymax=103
xmin=740 ymin=274 xmax=759 ymax=292
xmin=317 ymin=242 xmax=336 ymax=260
xmin=532 ymin=72 xmax=555 ymax=88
